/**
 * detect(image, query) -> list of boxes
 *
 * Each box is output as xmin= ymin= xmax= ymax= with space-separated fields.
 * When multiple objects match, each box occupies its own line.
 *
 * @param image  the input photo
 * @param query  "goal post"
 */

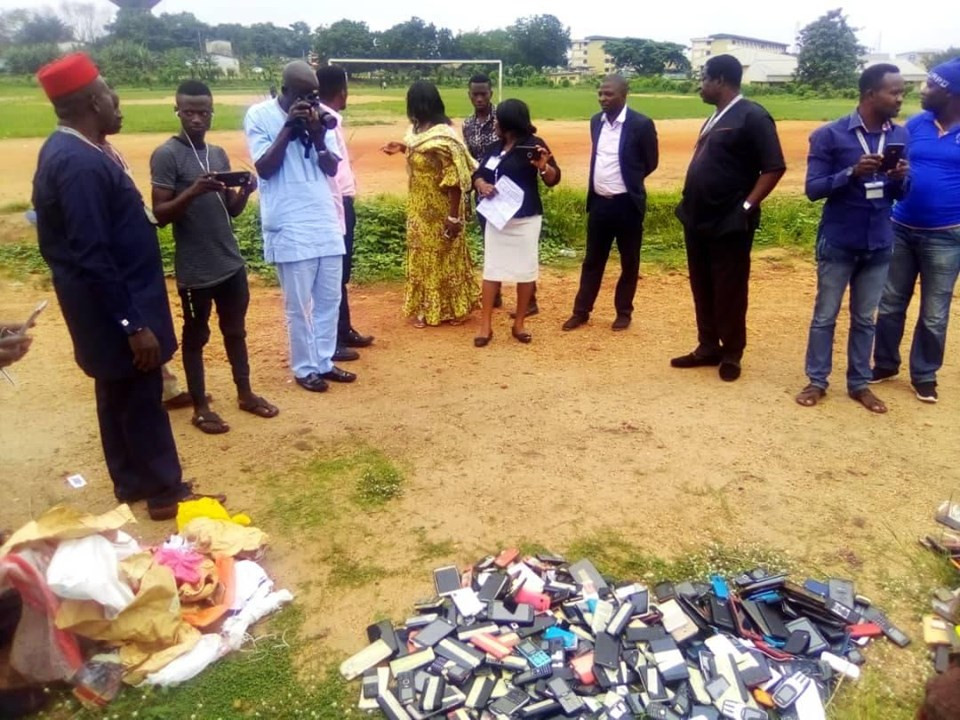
xmin=327 ymin=58 xmax=504 ymax=103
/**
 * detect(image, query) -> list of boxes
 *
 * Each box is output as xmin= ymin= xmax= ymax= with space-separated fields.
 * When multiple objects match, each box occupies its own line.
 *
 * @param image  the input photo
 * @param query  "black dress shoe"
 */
xmin=333 ymin=346 xmax=360 ymax=362
xmin=295 ymin=372 xmax=329 ymax=392
xmin=670 ymin=352 xmax=722 ymax=368
xmin=343 ymin=329 xmax=375 ymax=348
xmin=321 ymin=366 xmax=357 ymax=383
xmin=562 ymin=314 xmax=588 ymax=331
xmin=612 ymin=314 xmax=631 ymax=331
xmin=719 ymin=361 xmax=742 ymax=382
xmin=509 ymin=304 xmax=540 ymax=319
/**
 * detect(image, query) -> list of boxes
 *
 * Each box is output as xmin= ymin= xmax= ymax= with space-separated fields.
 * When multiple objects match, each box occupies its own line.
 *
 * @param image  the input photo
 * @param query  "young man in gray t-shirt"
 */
xmin=151 ymin=80 xmax=278 ymax=434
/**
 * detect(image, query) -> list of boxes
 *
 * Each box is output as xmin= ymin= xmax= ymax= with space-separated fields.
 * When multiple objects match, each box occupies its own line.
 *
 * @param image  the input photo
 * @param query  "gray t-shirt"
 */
xmin=150 ymin=137 xmax=245 ymax=289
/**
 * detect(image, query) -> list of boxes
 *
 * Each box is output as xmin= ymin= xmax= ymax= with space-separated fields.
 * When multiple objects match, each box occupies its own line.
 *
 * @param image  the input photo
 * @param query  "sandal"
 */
xmin=413 ymin=316 xmax=426 ymax=329
xmin=795 ymin=384 xmax=826 ymax=407
xmin=238 ymin=395 xmax=279 ymax=419
xmin=849 ymin=388 xmax=887 ymax=414
xmin=511 ymin=327 xmax=532 ymax=344
xmin=191 ymin=411 xmax=230 ymax=434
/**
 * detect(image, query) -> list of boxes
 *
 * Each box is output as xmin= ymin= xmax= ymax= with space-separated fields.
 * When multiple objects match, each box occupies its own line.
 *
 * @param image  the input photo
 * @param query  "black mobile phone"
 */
xmin=514 ymin=144 xmax=542 ymax=160
xmin=880 ymin=143 xmax=905 ymax=172
xmin=433 ymin=565 xmax=461 ymax=596
xmin=211 ymin=170 xmax=251 ymax=187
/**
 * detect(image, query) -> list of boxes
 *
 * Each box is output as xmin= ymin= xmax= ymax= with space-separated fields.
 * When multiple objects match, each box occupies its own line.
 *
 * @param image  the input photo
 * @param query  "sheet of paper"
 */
xmin=476 ymin=175 xmax=525 ymax=231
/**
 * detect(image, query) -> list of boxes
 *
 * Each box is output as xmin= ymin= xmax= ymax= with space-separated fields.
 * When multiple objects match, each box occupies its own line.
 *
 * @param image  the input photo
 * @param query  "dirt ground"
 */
xmin=0 ymin=118 xmax=817 ymax=206
xmin=2 ymin=258 xmax=959 ymax=657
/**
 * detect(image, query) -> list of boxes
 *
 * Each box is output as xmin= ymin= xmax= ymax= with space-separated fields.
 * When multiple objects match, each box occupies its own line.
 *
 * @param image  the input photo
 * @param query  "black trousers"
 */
xmin=179 ymin=267 xmax=251 ymax=406
xmin=94 ymin=368 xmax=186 ymax=508
xmin=337 ymin=195 xmax=357 ymax=341
xmin=684 ymin=229 xmax=754 ymax=362
xmin=573 ymin=194 xmax=643 ymax=317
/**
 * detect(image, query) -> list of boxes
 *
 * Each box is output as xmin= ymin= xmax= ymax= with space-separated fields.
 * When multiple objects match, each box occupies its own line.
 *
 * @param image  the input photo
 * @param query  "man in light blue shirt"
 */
xmin=244 ymin=61 xmax=355 ymax=392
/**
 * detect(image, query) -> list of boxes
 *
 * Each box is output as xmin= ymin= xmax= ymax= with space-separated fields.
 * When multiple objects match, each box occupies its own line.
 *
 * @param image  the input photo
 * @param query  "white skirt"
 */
xmin=483 ymin=215 xmax=542 ymax=282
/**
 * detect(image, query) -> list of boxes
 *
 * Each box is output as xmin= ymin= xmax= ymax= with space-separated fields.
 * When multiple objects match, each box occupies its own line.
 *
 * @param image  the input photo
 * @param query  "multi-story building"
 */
xmin=569 ymin=36 xmax=618 ymax=75
xmin=690 ymin=33 xmax=790 ymax=74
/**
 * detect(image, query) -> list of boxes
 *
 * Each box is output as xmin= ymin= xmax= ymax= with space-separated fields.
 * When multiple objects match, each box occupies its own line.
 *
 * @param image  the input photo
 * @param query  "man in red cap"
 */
xmin=32 ymin=53 xmax=223 ymax=521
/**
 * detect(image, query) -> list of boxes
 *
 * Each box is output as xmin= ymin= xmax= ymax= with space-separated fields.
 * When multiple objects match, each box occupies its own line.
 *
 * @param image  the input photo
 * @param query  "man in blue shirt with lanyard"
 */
xmin=32 ymin=53 xmax=221 ymax=521
xmin=244 ymin=61 xmax=355 ymax=393
xmin=871 ymin=58 xmax=960 ymax=404
xmin=796 ymin=64 xmax=909 ymax=413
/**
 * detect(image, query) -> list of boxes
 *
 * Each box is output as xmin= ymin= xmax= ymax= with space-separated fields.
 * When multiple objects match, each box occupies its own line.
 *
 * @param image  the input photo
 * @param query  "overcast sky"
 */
xmin=7 ymin=0 xmax=953 ymax=55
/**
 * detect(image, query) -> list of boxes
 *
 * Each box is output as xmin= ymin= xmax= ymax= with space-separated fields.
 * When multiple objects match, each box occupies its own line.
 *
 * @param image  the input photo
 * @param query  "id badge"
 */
xmin=484 ymin=156 xmax=501 ymax=170
xmin=864 ymin=180 xmax=884 ymax=200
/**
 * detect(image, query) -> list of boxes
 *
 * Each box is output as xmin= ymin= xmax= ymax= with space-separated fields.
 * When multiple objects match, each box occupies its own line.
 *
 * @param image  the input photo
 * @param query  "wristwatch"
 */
xmin=742 ymin=200 xmax=753 ymax=212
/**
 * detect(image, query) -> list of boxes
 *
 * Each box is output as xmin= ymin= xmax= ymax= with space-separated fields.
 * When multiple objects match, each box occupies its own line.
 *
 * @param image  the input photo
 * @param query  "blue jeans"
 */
xmin=804 ymin=240 xmax=892 ymax=392
xmin=874 ymin=224 xmax=960 ymax=384
xmin=276 ymin=256 xmax=343 ymax=378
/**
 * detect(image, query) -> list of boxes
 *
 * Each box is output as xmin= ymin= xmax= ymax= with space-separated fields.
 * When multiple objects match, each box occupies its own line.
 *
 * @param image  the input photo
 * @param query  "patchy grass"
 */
xmin=324 ymin=546 xmax=392 ymax=589
xmin=0 ymin=200 xmax=30 ymax=214
xmin=354 ymin=458 xmax=405 ymax=509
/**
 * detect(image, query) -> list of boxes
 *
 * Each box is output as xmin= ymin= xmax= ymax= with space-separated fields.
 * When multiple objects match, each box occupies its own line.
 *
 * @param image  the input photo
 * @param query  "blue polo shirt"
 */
xmin=893 ymin=111 xmax=960 ymax=229
xmin=805 ymin=111 xmax=909 ymax=251
xmin=243 ymin=99 xmax=344 ymax=263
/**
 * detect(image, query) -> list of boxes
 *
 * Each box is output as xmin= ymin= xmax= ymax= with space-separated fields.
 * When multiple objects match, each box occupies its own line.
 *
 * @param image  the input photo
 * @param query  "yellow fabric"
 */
xmin=55 ymin=562 xmax=201 ymax=684
xmin=176 ymin=497 xmax=251 ymax=532
xmin=402 ymin=124 xmax=479 ymax=325
xmin=180 ymin=518 xmax=268 ymax=557
xmin=1 ymin=504 xmax=135 ymax=556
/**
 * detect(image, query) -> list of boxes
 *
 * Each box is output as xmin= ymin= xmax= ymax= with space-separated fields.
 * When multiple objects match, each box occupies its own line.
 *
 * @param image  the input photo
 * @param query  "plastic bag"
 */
xmin=176 ymin=498 xmax=251 ymax=532
xmin=142 ymin=633 xmax=223 ymax=686
xmin=47 ymin=534 xmax=134 ymax=617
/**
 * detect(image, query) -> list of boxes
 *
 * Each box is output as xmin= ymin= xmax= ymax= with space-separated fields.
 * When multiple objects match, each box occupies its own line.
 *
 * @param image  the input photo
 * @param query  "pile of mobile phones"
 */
xmin=340 ymin=552 xmax=909 ymax=719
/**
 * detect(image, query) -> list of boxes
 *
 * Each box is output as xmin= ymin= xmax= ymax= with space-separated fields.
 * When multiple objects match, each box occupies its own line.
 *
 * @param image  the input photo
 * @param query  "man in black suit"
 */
xmin=672 ymin=55 xmax=785 ymax=381
xmin=563 ymin=75 xmax=659 ymax=332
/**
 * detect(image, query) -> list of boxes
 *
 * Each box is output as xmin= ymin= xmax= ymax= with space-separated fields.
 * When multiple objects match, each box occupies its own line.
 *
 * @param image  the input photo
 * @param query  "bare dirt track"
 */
xmin=0 ymin=118 xmax=816 ymax=206
xmin=2 ymin=258 xmax=959 ymax=658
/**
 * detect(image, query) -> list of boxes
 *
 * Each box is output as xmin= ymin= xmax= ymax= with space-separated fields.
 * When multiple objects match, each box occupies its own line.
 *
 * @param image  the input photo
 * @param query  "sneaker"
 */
xmin=913 ymin=381 xmax=939 ymax=403
xmin=868 ymin=367 xmax=898 ymax=384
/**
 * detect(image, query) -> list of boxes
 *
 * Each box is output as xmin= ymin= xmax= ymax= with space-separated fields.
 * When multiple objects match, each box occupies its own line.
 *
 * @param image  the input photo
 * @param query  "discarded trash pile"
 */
xmin=919 ymin=500 xmax=960 ymax=673
xmin=0 ymin=501 xmax=291 ymax=708
xmin=341 ymin=549 xmax=909 ymax=720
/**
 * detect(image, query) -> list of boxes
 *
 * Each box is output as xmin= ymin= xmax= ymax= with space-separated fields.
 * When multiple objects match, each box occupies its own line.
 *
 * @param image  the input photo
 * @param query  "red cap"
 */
xmin=37 ymin=52 xmax=100 ymax=101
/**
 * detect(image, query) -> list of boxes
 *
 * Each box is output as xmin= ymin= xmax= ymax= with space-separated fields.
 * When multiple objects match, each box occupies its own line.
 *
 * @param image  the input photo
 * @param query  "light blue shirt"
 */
xmin=244 ymin=98 xmax=345 ymax=263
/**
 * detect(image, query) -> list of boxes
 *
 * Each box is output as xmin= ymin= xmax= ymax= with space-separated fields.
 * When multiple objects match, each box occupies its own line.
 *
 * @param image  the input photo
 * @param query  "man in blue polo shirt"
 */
xmin=872 ymin=58 xmax=960 ymax=404
xmin=796 ymin=64 xmax=909 ymax=413
xmin=244 ymin=61 xmax=355 ymax=393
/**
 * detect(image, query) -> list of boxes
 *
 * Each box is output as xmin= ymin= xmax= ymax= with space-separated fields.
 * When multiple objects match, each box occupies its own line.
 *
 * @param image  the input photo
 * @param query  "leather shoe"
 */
xmin=333 ymin=346 xmax=360 ymax=362
xmin=670 ymin=352 xmax=722 ymax=368
xmin=562 ymin=314 xmax=588 ymax=331
xmin=296 ymin=372 xmax=329 ymax=392
xmin=719 ymin=361 xmax=742 ymax=382
xmin=509 ymin=303 xmax=540 ymax=319
xmin=612 ymin=314 xmax=631 ymax=331
xmin=321 ymin=366 xmax=357 ymax=383
xmin=343 ymin=329 xmax=374 ymax=348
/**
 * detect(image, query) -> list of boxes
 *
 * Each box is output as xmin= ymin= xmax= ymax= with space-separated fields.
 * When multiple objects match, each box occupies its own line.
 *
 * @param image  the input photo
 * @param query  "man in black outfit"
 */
xmin=563 ymin=75 xmax=658 ymax=332
xmin=672 ymin=55 xmax=786 ymax=381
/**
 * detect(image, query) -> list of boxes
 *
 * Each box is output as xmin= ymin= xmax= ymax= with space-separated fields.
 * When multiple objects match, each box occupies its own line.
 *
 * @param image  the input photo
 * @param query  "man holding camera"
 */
xmin=244 ymin=61 xmax=354 ymax=393
xmin=796 ymin=64 xmax=909 ymax=413
xmin=151 ymin=80 xmax=278 ymax=433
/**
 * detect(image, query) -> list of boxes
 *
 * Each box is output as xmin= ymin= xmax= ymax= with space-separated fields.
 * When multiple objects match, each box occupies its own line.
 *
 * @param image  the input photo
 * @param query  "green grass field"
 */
xmin=0 ymin=83 xmax=921 ymax=139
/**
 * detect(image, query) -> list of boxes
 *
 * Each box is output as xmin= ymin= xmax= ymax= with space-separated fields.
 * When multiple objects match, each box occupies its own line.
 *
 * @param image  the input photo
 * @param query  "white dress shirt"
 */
xmin=592 ymin=105 xmax=628 ymax=197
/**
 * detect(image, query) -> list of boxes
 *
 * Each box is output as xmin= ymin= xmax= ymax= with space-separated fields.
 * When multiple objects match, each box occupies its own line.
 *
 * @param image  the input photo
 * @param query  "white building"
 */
xmin=690 ymin=33 xmax=789 ymax=74
xmin=204 ymin=40 xmax=240 ymax=75
xmin=864 ymin=53 xmax=929 ymax=87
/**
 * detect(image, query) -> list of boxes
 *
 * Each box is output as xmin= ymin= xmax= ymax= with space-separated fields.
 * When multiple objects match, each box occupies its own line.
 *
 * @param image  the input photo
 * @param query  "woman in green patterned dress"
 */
xmin=381 ymin=81 xmax=479 ymax=327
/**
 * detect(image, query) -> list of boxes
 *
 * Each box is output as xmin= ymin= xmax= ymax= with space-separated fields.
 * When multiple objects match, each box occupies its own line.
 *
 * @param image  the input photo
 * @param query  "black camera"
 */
xmin=294 ymin=94 xmax=338 ymax=130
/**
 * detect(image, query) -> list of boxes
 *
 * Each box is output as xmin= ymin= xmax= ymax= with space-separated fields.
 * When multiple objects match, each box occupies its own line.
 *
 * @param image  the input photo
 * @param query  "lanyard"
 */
xmin=855 ymin=126 xmax=886 ymax=156
xmin=184 ymin=133 xmax=231 ymax=223
xmin=700 ymin=95 xmax=743 ymax=137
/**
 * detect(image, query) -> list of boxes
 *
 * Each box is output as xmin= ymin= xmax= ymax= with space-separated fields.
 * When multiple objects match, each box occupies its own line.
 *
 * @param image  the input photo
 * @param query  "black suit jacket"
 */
xmin=586 ymin=107 xmax=659 ymax=213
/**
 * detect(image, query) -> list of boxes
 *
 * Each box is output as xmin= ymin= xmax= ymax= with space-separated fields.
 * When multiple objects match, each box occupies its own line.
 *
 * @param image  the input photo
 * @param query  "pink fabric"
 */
xmin=318 ymin=102 xmax=357 ymax=197
xmin=153 ymin=548 xmax=205 ymax=585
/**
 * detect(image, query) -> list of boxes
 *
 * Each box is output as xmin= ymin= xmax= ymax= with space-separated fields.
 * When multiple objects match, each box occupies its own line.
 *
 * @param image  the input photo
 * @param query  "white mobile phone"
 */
xmin=19 ymin=300 xmax=48 ymax=336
